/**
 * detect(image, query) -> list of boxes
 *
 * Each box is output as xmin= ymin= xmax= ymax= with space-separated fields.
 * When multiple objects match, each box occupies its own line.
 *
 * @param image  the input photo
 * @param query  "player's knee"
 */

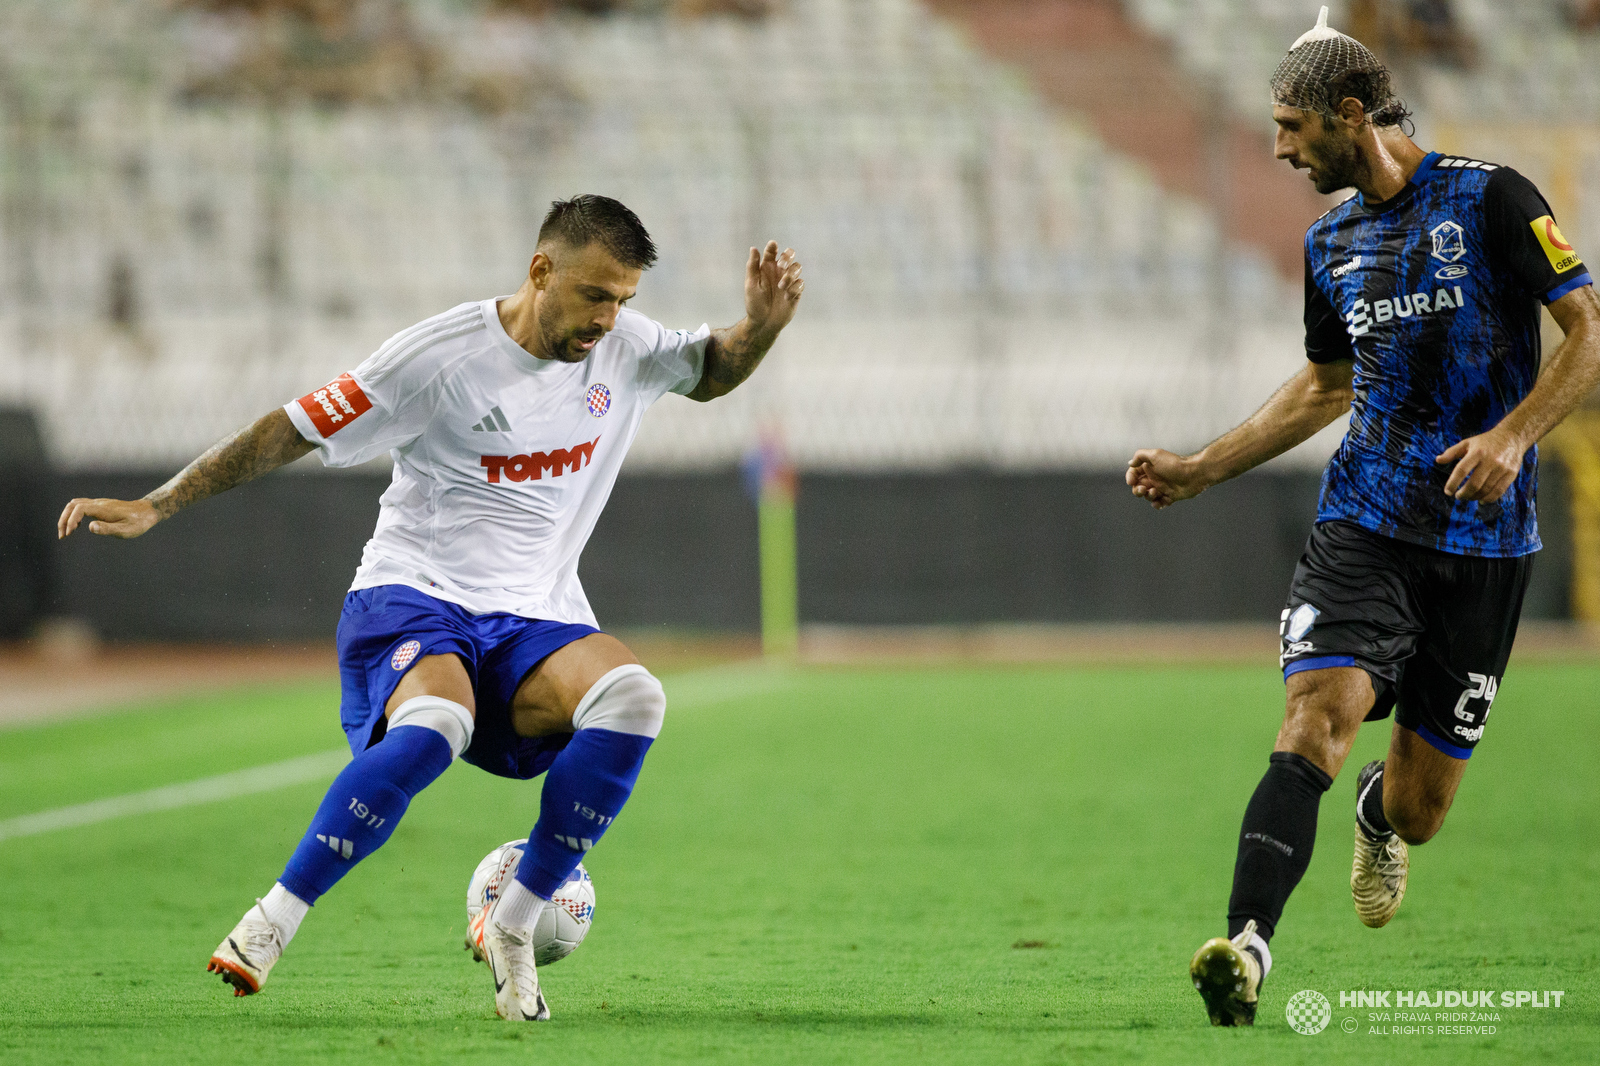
xmin=388 ymin=695 xmax=475 ymax=760
xmin=1282 ymin=671 xmax=1369 ymax=745
xmin=571 ymin=665 xmax=665 ymax=739
xmin=1279 ymin=696 xmax=1349 ymax=752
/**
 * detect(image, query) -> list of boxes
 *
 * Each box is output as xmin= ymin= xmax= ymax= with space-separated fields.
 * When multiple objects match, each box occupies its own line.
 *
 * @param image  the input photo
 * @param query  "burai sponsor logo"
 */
xmin=480 ymin=436 xmax=601 ymax=483
xmin=1346 ymin=285 xmax=1467 ymax=337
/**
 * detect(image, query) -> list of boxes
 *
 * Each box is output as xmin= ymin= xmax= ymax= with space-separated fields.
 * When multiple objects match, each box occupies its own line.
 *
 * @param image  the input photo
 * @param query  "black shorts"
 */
xmin=1278 ymin=520 xmax=1534 ymax=760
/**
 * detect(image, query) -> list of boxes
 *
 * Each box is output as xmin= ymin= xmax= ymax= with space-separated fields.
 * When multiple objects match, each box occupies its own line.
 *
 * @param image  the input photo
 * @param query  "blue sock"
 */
xmin=279 ymin=725 xmax=453 ymax=904
xmin=516 ymin=728 xmax=653 ymax=898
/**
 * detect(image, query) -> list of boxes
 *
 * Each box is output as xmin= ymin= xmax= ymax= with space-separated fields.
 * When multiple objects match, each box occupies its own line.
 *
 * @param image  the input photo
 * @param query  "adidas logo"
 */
xmin=471 ymin=406 xmax=511 ymax=433
xmin=554 ymin=834 xmax=595 ymax=852
xmin=317 ymin=834 xmax=354 ymax=859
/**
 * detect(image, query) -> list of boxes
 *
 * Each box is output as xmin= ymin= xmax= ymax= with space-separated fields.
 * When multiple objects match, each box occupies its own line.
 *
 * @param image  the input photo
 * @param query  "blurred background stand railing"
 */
xmin=1546 ymin=412 xmax=1600 ymax=625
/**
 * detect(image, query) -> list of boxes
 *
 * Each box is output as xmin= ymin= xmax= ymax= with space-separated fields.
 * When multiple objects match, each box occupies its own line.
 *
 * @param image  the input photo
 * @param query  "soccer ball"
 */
xmin=465 ymin=839 xmax=595 ymax=967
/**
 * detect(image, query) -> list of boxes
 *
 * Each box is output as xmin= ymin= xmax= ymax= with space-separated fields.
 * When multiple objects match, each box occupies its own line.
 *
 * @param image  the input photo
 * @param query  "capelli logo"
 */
xmin=1435 ymin=265 xmax=1469 ymax=281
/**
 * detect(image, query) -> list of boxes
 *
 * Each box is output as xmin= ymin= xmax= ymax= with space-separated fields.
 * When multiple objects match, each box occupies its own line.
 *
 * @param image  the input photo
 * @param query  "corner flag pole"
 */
xmin=742 ymin=431 xmax=799 ymax=659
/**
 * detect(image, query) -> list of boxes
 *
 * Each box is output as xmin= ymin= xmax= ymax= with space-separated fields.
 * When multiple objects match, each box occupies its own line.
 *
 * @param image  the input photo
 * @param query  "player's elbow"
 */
xmin=1304 ymin=382 xmax=1354 ymax=421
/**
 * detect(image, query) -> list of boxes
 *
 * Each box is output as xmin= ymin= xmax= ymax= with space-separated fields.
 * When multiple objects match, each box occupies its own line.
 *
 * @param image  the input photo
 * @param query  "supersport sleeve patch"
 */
xmin=295 ymin=373 xmax=373 ymax=438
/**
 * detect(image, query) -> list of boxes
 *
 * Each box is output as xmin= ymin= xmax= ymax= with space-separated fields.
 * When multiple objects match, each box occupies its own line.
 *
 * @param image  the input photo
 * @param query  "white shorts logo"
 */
xmin=1287 ymin=604 xmax=1320 ymax=642
xmin=391 ymin=639 xmax=422 ymax=671
xmin=1286 ymin=989 xmax=1332 ymax=1035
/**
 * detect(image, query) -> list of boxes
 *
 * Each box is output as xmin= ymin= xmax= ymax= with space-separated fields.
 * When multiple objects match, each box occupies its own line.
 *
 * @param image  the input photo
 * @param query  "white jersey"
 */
xmin=284 ymin=299 xmax=709 ymax=626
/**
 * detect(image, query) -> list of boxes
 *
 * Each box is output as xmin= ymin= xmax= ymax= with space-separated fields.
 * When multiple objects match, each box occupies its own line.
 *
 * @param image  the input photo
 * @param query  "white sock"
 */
xmin=1245 ymin=930 xmax=1273 ymax=979
xmin=257 ymin=882 xmax=311 ymax=944
xmin=494 ymin=878 xmax=550 ymax=929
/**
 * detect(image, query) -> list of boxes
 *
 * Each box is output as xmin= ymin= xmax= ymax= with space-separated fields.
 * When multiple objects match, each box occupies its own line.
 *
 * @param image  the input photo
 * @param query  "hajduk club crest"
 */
xmin=391 ymin=639 xmax=422 ymax=671
xmin=586 ymin=383 xmax=611 ymax=417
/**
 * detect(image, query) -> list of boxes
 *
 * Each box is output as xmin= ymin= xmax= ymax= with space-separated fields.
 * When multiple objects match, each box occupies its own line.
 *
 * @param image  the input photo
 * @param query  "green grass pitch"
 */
xmin=1 ymin=661 xmax=1595 ymax=1065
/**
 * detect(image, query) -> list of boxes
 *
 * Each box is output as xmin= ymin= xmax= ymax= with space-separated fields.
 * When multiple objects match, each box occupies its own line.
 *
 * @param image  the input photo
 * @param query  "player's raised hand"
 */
xmin=1126 ymin=448 xmax=1208 ymax=510
xmin=744 ymin=241 xmax=804 ymax=335
xmin=57 ymin=497 xmax=160 ymax=540
xmin=1436 ymin=427 xmax=1527 ymax=504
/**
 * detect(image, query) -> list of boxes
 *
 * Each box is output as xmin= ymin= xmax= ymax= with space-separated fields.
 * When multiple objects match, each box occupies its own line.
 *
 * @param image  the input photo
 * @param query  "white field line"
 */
xmin=0 ymin=749 xmax=351 ymax=843
xmin=0 ymin=662 xmax=793 ymax=844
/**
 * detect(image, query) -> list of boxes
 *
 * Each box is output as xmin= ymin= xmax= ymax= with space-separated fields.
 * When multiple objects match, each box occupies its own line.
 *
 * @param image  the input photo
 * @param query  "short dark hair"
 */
xmin=537 ymin=194 xmax=658 ymax=270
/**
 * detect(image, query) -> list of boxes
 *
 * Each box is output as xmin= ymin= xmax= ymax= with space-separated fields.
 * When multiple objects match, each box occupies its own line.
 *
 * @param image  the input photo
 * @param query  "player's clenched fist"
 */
xmin=744 ymin=241 xmax=804 ymax=336
xmin=1126 ymin=448 xmax=1208 ymax=510
xmin=57 ymin=497 xmax=160 ymax=540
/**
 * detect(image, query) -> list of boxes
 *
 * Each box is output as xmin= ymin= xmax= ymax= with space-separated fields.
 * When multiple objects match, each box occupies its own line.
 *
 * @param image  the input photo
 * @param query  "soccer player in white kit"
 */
xmin=57 ymin=195 xmax=805 ymax=1021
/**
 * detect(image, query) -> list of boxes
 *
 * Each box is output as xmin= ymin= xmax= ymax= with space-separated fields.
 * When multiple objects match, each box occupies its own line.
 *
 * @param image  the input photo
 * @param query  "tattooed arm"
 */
xmin=58 ymin=408 xmax=313 ymax=540
xmin=685 ymin=241 xmax=804 ymax=402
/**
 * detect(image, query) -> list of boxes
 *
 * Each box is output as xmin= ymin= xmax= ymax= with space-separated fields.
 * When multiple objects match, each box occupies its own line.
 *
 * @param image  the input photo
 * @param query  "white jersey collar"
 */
xmin=482 ymin=297 xmax=556 ymax=372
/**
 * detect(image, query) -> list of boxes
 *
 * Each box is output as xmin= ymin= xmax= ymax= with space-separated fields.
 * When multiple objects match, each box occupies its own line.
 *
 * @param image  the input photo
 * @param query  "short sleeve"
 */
xmin=1483 ymin=167 xmax=1592 ymax=304
xmin=633 ymin=318 xmax=712 ymax=398
xmin=1304 ymin=249 xmax=1354 ymax=363
xmin=284 ymin=354 xmax=436 ymax=468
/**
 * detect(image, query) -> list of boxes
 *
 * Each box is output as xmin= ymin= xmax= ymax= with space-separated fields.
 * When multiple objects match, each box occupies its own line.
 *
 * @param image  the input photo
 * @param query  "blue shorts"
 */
xmin=336 ymin=585 xmax=599 ymax=780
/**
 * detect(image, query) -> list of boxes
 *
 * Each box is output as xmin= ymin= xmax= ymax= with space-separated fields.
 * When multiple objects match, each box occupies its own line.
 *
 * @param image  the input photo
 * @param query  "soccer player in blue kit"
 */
xmin=1124 ymin=9 xmax=1600 ymax=1026
xmin=58 ymin=195 xmax=804 ymax=1021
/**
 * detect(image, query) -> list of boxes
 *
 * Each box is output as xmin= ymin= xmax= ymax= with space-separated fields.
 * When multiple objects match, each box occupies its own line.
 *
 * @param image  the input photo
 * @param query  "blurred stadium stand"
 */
xmin=0 ymin=409 xmax=52 ymax=637
xmin=1126 ymin=0 xmax=1600 ymax=265
xmin=0 ymin=0 xmax=1588 ymax=637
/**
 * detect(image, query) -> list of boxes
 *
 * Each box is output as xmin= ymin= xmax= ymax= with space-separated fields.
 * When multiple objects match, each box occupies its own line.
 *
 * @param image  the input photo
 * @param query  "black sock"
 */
xmin=1227 ymin=751 xmax=1333 ymax=942
xmin=1357 ymin=762 xmax=1393 ymax=841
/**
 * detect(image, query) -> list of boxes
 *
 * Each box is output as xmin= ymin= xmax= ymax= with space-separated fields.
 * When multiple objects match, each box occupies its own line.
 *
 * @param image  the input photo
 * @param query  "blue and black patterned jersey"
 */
xmin=1303 ymin=151 xmax=1593 ymax=557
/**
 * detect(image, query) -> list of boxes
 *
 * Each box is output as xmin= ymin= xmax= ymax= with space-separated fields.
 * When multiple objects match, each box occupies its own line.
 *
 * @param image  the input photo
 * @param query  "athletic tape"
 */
xmin=388 ymin=695 xmax=474 ymax=759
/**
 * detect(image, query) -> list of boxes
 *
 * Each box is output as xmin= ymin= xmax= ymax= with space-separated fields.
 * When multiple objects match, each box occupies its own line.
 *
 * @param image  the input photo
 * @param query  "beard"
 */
xmin=537 ymin=301 xmax=604 ymax=363
xmin=1309 ymin=127 xmax=1359 ymax=194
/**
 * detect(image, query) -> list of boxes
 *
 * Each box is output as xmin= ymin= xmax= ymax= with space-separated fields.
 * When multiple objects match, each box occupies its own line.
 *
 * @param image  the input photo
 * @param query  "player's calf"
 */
xmin=207 ymin=696 xmax=472 ymax=995
xmin=1382 ymin=724 xmax=1469 ymax=846
xmin=476 ymin=665 xmax=664 ymax=1021
xmin=515 ymin=665 xmax=664 ymax=899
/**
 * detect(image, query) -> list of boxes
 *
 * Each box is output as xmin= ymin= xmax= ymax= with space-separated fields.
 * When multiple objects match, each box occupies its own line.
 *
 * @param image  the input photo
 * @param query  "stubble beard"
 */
xmin=1310 ymin=127 xmax=1359 ymax=195
xmin=537 ymin=301 xmax=592 ymax=363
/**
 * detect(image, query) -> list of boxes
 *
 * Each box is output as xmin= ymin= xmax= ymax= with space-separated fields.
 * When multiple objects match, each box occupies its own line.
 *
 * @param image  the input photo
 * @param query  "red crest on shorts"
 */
xmin=296 ymin=373 xmax=373 ymax=437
